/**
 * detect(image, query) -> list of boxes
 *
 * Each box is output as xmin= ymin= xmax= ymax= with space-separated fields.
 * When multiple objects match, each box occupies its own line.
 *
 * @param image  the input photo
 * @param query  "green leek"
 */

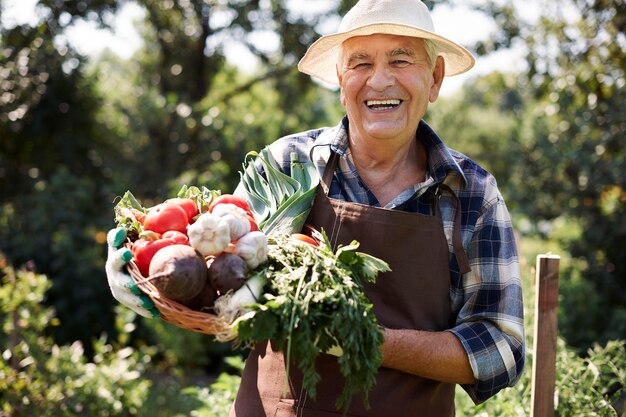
xmin=238 ymin=148 xmax=319 ymax=236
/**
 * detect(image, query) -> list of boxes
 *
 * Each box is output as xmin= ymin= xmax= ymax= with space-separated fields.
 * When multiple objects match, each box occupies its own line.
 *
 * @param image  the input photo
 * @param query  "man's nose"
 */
xmin=366 ymin=63 xmax=394 ymax=90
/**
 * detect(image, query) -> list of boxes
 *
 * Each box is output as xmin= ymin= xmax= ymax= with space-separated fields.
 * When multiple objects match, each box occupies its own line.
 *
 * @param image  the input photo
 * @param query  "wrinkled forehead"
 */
xmin=338 ymin=34 xmax=427 ymax=61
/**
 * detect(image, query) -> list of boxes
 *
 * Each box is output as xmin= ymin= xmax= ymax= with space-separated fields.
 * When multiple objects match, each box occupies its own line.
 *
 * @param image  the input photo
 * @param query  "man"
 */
xmin=106 ymin=0 xmax=525 ymax=415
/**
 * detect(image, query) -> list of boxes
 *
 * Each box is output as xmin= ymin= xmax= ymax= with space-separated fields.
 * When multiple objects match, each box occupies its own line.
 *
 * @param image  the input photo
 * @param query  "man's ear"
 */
xmin=337 ymin=66 xmax=347 ymax=107
xmin=429 ymin=56 xmax=445 ymax=103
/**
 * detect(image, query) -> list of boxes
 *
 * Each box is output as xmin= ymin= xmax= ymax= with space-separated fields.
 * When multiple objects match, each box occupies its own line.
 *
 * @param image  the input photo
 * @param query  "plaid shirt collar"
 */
xmin=311 ymin=116 xmax=468 ymax=188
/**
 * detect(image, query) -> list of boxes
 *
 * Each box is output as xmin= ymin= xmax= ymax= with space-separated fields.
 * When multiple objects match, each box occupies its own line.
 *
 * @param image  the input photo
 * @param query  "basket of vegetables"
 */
xmin=113 ymin=148 xmax=322 ymax=334
xmin=111 ymin=148 xmax=391 ymax=413
xmin=115 ymin=184 xmax=267 ymax=335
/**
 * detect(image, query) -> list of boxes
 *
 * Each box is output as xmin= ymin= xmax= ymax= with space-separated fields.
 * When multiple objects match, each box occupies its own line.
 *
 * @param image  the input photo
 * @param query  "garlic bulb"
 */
xmin=211 ymin=203 xmax=251 ymax=241
xmin=187 ymin=212 xmax=231 ymax=257
xmin=227 ymin=231 xmax=268 ymax=269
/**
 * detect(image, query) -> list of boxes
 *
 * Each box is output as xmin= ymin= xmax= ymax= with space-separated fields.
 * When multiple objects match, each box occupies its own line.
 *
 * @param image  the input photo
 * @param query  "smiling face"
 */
xmin=337 ymin=34 xmax=444 ymax=146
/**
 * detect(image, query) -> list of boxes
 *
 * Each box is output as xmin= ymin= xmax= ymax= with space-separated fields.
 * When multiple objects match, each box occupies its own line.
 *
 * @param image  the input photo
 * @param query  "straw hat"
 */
xmin=297 ymin=0 xmax=475 ymax=85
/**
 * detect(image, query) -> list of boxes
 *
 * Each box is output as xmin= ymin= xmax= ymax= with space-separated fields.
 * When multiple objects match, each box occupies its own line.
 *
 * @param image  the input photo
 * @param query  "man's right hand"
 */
xmin=105 ymin=228 xmax=160 ymax=318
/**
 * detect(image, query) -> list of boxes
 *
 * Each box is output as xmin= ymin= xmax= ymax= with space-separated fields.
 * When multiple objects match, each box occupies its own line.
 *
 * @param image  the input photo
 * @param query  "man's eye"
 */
xmin=353 ymin=62 xmax=371 ymax=69
xmin=392 ymin=60 xmax=411 ymax=67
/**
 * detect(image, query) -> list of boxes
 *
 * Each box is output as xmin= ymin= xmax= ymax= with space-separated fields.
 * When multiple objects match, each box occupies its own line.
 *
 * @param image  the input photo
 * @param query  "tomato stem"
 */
xmin=139 ymin=230 xmax=161 ymax=241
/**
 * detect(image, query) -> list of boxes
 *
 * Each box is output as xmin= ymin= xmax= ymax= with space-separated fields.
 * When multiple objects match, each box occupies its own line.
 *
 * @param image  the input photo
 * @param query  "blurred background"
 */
xmin=0 ymin=0 xmax=624 ymax=415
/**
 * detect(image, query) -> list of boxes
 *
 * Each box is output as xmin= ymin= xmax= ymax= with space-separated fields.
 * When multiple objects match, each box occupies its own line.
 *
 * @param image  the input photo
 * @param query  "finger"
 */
xmin=115 ymin=290 xmax=156 ymax=318
xmin=107 ymin=228 xmax=127 ymax=249
xmin=109 ymin=279 xmax=159 ymax=318
xmin=119 ymin=275 xmax=160 ymax=318
xmin=138 ymin=295 xmax=161 ymax=318
xmin=106 ymin=247 xmax=132 ymax=272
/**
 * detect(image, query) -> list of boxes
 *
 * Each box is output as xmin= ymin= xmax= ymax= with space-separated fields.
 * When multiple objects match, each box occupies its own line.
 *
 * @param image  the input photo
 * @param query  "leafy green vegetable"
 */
xmin=232 ymin=232 xmax=390 ymax=413
xmin=238 ymin=148 xmax=319 ymax=235
xmin=176 ymin=184 xmax=221 ymax=215
xmin=113 ymin=190 xmax=147 ymax=239
xmin=113 ymin=185 xmax=220 ymax=239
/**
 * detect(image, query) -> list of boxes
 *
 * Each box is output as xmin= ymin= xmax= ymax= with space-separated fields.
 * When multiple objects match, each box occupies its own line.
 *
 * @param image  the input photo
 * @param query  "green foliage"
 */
xmin=0 ymin=263 xmax=152 ymax=417
xmin=0 ymin=258 xmax=245 ymax=417
xmin=2 ymin=254 xmax=624 ymax=416
xmin=429 ymin=0 xmax=625 ymax=349
xmin=0 ymin=8 xmax=126 ymax=348
xmin=0 ymin=167 xmax=117 ymax=347
xmin=178 ymin=357 xmax=244 ymax=417
xmin=0 ymin=0 xmax=343 ymax=351
xmin=1 ymin=0 xmax=625 ymax=414
xmin=455 ymin=244 xmax=626 ymax=416
xmin=510 ymin=0 xmax=625 ymax=349
xmin=428 ymin=72 xmax=524 ymax=201
xmin=234 ymin=236 xmax=388 ymax=412
xmin=139 ymin=318 xmax=235 ymax=374
xmin=456 ymin=338 xmax=626 ymax=417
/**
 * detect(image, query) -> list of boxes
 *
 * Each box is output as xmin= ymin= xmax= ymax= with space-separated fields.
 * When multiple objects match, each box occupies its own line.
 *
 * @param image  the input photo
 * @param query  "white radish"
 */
xmin=214 ymin=273 xmax=267 ymax=337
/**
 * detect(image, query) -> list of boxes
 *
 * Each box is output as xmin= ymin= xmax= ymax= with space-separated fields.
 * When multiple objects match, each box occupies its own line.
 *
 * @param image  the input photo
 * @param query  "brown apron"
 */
xmin=231 ymin=151 xmax=470 ymax=417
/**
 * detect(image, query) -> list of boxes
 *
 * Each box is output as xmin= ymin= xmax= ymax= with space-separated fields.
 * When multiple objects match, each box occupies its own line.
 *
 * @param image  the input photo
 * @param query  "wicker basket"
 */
xmin=125 ymin=254 xmax=228 ymax=336
xmin=123 ymin=226 xmax=320 ymax=336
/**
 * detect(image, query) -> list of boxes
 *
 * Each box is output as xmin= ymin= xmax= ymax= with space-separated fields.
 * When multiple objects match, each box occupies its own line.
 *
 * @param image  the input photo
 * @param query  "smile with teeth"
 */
xmin=366 ymin=99 xmax=402 ymax=110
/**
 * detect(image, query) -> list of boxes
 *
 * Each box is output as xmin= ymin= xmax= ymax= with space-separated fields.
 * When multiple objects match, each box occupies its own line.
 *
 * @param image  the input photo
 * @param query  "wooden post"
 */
xmin=530 ymin=254 xmax=561 ymax=417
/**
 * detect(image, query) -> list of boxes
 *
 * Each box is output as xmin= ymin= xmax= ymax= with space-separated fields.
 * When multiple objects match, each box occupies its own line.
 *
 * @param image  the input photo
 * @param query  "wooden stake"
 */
xmin=530 ymin=254 xmax=560 ymax=417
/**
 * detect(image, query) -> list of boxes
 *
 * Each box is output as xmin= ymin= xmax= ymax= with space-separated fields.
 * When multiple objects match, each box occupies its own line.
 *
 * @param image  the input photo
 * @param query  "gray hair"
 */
xmin=423 ymin=39 xmax=439 ymax=69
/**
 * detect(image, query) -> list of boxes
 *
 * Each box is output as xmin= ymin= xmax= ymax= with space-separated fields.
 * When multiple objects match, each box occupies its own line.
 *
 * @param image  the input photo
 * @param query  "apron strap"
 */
xmin=317 ymin=148 xmax=339 ymax=195
xmin=434 ymin=183 xmax=472 ymax=275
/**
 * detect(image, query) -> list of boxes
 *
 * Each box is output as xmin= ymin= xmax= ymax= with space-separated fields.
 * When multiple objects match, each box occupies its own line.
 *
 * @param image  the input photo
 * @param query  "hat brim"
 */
xmin=297 ymin=23 xmax=476 ymax=85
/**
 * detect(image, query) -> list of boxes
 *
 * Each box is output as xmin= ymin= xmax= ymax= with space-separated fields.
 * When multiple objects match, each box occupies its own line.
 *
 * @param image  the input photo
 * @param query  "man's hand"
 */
xmin=105 ymin=228 xmax=160 ymax=318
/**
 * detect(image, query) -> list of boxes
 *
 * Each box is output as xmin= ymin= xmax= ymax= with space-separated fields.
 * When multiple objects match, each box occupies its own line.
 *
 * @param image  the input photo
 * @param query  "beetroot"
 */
xmin=148 ymin=244 xmax=208 ymax=302
xmin=208 ymin=253 xmax=248 ymax=294
xmin=183 ymin=280 xmax=219 ymax=312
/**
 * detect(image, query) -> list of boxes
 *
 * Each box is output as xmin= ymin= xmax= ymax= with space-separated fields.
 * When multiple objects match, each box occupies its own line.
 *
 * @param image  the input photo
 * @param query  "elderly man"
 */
xmin=231 ymin=0 xmax=525 ymax=415
xmin=106 ymin=0 xmax=525 ymax=415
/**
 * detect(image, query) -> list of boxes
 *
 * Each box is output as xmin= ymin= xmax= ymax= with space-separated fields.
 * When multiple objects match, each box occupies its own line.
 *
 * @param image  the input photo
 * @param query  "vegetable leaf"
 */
xmin=233 ymin=235 xmax=390 ymax=413
xmin=238 ymin=147 xmax=319 ymax=236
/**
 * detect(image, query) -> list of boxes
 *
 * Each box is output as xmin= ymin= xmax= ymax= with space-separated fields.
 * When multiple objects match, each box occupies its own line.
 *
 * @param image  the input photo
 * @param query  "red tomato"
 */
xmin=208 ymin=194 xmax=251 ymax=214
xmin=167 ymin=198 xmax=199 ymax=223
xmin=247 ymin=214 xmax=259 ymax=232
xmin=131 ymin=238 xmax=177 ymax=277
xmin=290 ymin=233 xmax=318 ymax=246
xmin=143 ymin=202 xmax=188 ymax=234
xmin=162 ymin=230 xmax=190 ymax=245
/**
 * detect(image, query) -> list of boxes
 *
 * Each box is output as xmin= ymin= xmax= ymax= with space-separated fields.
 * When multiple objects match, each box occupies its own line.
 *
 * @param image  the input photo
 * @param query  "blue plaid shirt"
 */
xmin=259 ymin=116 xmax=525 ymax=404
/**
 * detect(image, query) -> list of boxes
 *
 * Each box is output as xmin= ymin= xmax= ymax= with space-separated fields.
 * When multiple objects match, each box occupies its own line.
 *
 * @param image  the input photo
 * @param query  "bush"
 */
xmin=456 ymin=337 xmax=626 ymax=416
xmin=0 ymin=263 xmax=151 ymax=417
xmin=455 ymin=244 xmax=626 ymax=417
xmin=0 ymin=259 xmax=241 ymax=417
xmin=178 ymin=357 xmax=243 ymax=417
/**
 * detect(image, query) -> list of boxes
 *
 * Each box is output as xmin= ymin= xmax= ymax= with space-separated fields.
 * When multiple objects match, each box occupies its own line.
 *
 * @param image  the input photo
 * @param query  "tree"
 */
xmin=0 ymin=11 xmax=124 ymax=346
xmin=426 ymin=0 xmax=625 ymax=350
xmin=0 ymin=0 xmax=344 ymax=348
xmin=507 ymin=0 xmax=625 ymax=349
xmin=427 ymin=72 xmax=524 ymax=196
xmin=96 ymin=0 xmax=345 ymax=197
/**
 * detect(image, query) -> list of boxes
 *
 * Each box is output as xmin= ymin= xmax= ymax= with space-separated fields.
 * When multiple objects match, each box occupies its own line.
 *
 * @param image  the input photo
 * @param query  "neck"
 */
xmin=349 ymin=134 xmax=427 ymax=206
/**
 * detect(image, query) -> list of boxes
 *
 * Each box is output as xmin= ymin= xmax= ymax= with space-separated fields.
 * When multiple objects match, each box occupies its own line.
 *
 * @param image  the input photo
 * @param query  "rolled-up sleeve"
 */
xmin=448 ymin=193 xmax=525 ymax=404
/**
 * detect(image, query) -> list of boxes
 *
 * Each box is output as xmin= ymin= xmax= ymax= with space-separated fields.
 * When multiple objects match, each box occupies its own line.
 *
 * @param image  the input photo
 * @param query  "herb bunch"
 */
xmin=233 ymin=233 xmax=390 ymax=412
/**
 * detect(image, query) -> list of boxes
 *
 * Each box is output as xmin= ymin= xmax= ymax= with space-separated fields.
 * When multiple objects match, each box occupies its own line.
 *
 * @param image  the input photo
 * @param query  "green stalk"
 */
xmin=237 ymin=147 xmax=319 ymax=236
xmin=283 ymin=264 xmax=308 ymax=398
